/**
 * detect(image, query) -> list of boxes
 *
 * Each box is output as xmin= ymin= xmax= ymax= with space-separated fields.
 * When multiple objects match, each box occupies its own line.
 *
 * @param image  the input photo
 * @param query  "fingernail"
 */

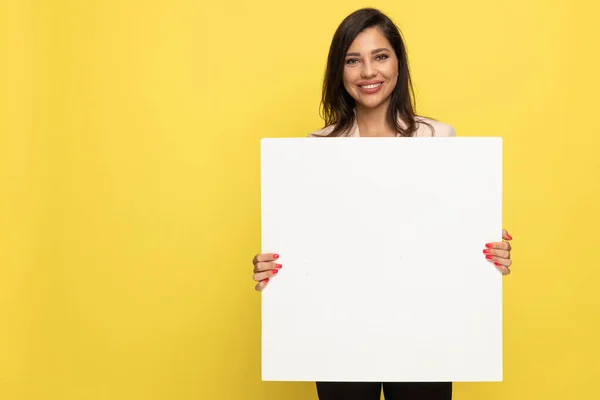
xmin=272 ymin=269 xmax=279 ymax=275
xmin=273 ymin=254 xmax=280 ymax=259
xmin=275 ymin=264 xmax=282 ymax=269
xmin=486 ymin=255 xmax=493 ymax=260
xmin=506 ymin=233 xmax=513 ymax=240
xmin=483 ymin=249 xmax=490 ymax=254
xmin=494 ymin=262 xmax=501 ymax=267
xmin=264 ymin=278 xmax=270 ymax=283
xmin=485 ymin=243 xmax=492 ymax=248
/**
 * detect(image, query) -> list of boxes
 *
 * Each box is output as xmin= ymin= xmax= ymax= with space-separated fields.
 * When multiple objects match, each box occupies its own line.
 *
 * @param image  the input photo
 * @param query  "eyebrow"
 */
xmin=345 ymin=48 xmax=391 ymax=57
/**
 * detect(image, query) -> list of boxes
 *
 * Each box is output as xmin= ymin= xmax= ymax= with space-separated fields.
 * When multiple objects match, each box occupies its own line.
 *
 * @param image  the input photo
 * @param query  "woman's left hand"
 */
xmin=483 ymin=229 xmax=513 ymax=275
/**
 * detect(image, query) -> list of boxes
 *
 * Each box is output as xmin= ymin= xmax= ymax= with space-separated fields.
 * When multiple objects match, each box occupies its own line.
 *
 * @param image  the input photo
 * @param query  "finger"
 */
xmin=483 ymin=248 xmax=510 ymax=259
xmin=253 ymin=253 xmax=280 ymax=265
xmin=493 ymin=263 xmax=511 ymax=275
xmin=253 ymin=261 xmax=282 ymax=273
xmin=253 ymin=268 xmax=280 ymax=283
xmin=502 ymin=229 xmax=513 ymax=241
xmin=485 ymin=241 xmax=511 ymax=251
xmin=255 ymin=278 xmax=270 ymax=291
xmin=485 ymin=255 xmax=512 ymax=268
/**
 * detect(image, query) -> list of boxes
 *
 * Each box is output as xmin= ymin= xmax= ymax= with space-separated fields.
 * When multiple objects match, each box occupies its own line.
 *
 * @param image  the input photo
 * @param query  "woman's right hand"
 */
xmin=252 ymin=253 xmax=282 ymax=291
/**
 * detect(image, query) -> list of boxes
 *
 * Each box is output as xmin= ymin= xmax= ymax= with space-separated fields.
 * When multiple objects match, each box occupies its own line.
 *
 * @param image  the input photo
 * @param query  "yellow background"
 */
xmin=1 ymin=0 xmax=599 ymax=399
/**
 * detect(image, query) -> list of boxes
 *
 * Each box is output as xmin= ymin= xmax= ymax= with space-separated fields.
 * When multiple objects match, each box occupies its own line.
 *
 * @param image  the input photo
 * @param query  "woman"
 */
xmin=252 ymin=7 xmax=513 ymax=400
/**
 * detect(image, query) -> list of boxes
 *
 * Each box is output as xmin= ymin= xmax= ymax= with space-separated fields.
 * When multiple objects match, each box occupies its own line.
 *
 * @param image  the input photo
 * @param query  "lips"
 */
xmin=358 ymin=81 xmax=382 ymax=88
xmin=357 ymin=81 xmax=384 ymax=94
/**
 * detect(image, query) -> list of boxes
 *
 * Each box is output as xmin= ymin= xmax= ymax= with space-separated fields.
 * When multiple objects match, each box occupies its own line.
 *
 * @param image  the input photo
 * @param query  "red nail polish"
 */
xmin=273 ymin=254 xmax=279 ymax=259
xmin=275 ymin=264 xmax=282 ymax=269
xmin=485 ymin=243 xmax=492 ymax=248
xmin=486 ymin=255 xmax=493 ymax=259
xmin=264 ymin=278 xmax=270 ymax=283
xmin=483 ymin=249 xmax=490 ymax=254
xmin=506 ymin=233 xmax=513 ymax=240
xmin=494 ymin=262 xmax=501 ymax=267
xmin=272 ymin=269 xmax=279 ymax=275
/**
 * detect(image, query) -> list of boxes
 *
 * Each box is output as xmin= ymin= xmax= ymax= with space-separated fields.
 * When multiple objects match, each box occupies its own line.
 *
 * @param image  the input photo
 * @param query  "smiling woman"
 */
xmin=314 ymin=8 xmax=452 ymax=138
xmin=251 ymin=6 xmax=514 ymax=400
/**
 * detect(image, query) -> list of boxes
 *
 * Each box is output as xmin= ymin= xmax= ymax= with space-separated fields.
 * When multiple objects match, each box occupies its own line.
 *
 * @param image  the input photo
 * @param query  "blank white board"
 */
xmin=260 ymin=137 xmax=502 ymax=382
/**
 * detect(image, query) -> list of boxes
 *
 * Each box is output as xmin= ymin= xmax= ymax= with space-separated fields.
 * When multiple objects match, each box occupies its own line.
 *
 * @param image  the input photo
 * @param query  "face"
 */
xmin=343 ymin=27 xmax=399 ymax=110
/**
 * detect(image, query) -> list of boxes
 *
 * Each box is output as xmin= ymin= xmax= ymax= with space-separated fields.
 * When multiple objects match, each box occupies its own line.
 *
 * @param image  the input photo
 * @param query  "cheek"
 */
xmin=342 ymin=69 xmax=353 ymax=91
xmin=389 ymin=73 xmax=398 ymax=89
xmin=385 ymin=61 xmax=399 ymax=83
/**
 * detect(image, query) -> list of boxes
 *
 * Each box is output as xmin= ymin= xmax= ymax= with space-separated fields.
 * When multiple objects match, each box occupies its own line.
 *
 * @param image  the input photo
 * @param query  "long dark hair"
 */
xmin=320 ymin=8 xmax=427 ymax=137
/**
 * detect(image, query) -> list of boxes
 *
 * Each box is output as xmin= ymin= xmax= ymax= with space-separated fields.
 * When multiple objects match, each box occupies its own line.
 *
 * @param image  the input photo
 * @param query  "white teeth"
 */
xmin=360 ymin=83 xmax=382 ymax=89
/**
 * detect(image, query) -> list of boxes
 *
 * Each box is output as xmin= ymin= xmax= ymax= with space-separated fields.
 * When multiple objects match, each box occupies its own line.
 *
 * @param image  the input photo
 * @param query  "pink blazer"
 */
xmin=307 ymin=116 xmax=456 ymax=138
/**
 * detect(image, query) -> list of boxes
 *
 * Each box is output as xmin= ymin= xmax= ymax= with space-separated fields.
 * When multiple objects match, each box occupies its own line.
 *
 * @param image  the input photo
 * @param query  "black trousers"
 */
xmin=315 ymin=381 xmax=452 ymax=400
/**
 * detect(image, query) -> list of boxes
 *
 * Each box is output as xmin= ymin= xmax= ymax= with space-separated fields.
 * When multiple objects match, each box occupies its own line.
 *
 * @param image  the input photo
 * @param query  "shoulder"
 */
xmin=414 ymin=116 xmax=456 ymax=137
xmin=307 ymin=124 xmax=335 ymax=138
xmin=305 ymin=117 xmax=455 ymax=137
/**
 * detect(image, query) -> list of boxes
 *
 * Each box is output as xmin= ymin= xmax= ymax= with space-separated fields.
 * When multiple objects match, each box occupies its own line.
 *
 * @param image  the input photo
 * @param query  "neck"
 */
xmin=355 ymin=100 xmax=395 ymax=137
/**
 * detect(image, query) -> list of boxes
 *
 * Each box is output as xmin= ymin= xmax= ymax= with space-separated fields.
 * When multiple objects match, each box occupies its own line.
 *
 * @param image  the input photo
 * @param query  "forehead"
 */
xmin=347 ymin=27 xmax=392 ymax=52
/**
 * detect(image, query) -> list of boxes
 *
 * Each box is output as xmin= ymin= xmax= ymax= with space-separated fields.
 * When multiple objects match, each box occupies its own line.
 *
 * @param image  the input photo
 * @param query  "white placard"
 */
xmin=261 ymin=137 xmax=502 ymax=382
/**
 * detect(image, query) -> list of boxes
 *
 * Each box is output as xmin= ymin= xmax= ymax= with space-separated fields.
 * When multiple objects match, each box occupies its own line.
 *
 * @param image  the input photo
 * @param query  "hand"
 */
xmin=483 ymin=229 xmax=513 ymax=275
xmin=252 ymin=253 xmax=282 ymax=291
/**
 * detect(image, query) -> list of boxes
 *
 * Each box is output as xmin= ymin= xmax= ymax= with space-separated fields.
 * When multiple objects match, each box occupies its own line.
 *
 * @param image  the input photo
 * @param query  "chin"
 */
xmin=356 ymin=98 xmax=387 ymax=109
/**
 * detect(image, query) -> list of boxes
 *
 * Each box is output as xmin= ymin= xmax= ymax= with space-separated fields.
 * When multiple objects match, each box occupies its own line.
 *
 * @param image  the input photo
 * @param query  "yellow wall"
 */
xmin=1 ymin=0 xmax=599 ymax=399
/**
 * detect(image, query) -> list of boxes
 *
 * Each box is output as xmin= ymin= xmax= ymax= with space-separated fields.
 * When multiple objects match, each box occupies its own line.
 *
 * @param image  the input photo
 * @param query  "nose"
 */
xmin=360 ymin=60 xmax=377 ymax=78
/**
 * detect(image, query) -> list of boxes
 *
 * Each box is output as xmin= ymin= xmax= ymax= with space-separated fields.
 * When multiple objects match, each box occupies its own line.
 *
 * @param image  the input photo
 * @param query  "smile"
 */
xmin=359 ymin=83 xmax=382 ymax=89
xmin=357 ymin=81 xmax=384 ymax=94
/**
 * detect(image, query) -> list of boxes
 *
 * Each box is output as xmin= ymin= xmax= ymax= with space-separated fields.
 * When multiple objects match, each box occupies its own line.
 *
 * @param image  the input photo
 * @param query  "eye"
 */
xmin=375 ymin=54 xmax=389 ymax=61
xmin=345 ymin=58 xmax=360 ymax=65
